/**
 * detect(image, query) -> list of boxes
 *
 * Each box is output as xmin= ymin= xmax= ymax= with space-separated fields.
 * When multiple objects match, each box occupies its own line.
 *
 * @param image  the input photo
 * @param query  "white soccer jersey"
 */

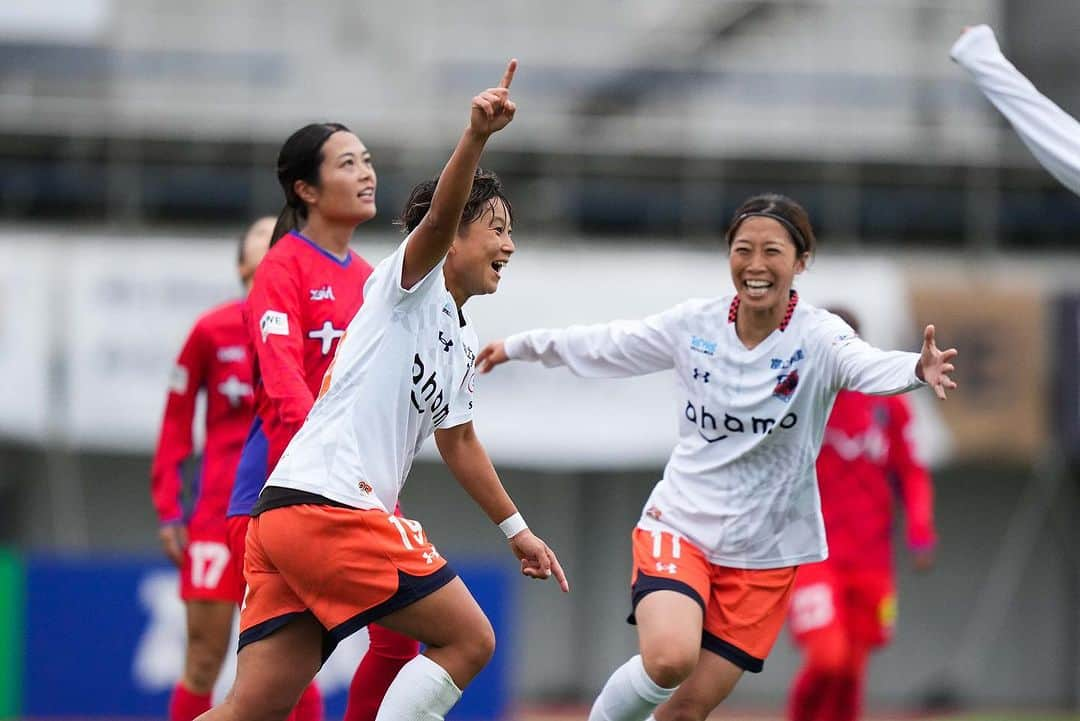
xmin=265 ymin=236 xmax=478 ymax=512
xmin=504 ymin=294 xmax=924 ymax=569
xmin=952 ymin=24 xmax=1080 ymax=196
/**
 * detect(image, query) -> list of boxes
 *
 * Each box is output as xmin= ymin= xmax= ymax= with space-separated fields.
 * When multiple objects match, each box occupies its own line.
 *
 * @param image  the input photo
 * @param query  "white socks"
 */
xmin=374 ymin=654 xmax=462 ymax=721
xmin=588 ymin=655 xmax=677 ymax=721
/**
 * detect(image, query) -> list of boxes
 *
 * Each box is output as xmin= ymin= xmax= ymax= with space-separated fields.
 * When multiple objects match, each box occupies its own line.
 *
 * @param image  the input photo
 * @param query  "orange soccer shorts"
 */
xmin=629 ymin=527 xmax=797 ymax=673
xmin=238 ymin=504 xmax=455 ymax=660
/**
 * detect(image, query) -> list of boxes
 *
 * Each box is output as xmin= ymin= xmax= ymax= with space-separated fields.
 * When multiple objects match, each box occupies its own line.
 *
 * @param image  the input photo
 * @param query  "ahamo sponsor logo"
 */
xmin=684 ymin=401 xmax=798 ymax=443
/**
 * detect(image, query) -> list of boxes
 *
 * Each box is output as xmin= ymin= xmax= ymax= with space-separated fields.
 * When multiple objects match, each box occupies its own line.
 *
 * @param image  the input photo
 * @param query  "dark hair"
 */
xmin=270 ymin=122 xmax=351 ymax=245
xmin=725 ymin=193 xmax=816 ymax=257
xmin=397 ymin=168 xmax=513 ymax=235
xmin=824 ymin=306 xmax=860 ymax=334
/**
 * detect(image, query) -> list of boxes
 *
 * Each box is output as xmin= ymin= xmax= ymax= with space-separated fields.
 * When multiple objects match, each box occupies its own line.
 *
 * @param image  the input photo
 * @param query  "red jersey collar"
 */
xmin=728 ymin=289 xmax=799 ymax=331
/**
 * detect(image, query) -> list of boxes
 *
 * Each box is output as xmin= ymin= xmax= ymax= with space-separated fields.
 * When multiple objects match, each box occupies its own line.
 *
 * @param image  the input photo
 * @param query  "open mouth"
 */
xmin=491 ymin=260 xmax=508 ymax=278
xmin=357 ymin=188 xmax=375 ymax=199
xmin=743 ymin=279 xmax=772 ymax=299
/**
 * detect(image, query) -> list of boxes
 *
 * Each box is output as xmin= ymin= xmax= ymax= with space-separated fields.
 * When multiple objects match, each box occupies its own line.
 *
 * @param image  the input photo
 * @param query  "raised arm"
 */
xmin=401 ymin=60 xmax=518 ymax=289
xmin=434 ymin=422 xmax=569 ymax=592
xmin=476 ymin=306 xmax=681 ymax=378
xmin=952 ymin=25 xmax=1080 ymax=196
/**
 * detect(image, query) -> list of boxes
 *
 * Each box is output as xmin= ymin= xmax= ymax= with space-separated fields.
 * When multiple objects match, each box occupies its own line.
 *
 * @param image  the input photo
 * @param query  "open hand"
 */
xmin=475 ymin=340 xmax=509 ymax=374
xmin=916 ymin=324 xmax=958 ymax=400
xmin=470 ymin=59 xmax=517 ymax=137
xmin=509 ymin=529 xmax=569 ymax=592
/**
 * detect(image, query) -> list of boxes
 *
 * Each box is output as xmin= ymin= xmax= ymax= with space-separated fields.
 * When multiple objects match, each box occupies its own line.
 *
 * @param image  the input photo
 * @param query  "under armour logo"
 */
xmin=655 ymin=562 xmax=678 ymax=575
xmin=217 ymin=375 xmax=253 ymax=407
xmin=423 ymin=550 xmax=441 ymax=565
xmin=693 ymin=368 xmax=710 ymax=383
xmin=308 ymin=321 xmax=345 ymax=355
xmin=438 ymin=331 xmax=454 ymax=352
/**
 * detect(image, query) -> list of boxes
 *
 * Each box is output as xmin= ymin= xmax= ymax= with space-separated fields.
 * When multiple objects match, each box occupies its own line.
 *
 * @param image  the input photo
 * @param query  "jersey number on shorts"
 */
xmin=789 ymin=582 xmax=835 ymax=633
xmin=650 ymin=530 xmax=682 ymax=575
xmin=189 ymin=541 xmax=231 ymax=589
xmin=387 ymin=516 xmax=441 ymax=565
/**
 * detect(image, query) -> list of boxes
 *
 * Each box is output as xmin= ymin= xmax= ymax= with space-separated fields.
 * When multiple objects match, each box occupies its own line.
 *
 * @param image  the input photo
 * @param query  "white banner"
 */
xmin=63 ymin=237 xmax=241 ymax=451
xmin=0 ymin=237 xmax=52 ymax=441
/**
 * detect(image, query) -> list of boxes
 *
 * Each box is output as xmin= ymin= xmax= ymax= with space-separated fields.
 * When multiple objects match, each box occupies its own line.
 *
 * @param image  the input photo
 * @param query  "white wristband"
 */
xmin=498 ymin=512 xmax=528 ymax=539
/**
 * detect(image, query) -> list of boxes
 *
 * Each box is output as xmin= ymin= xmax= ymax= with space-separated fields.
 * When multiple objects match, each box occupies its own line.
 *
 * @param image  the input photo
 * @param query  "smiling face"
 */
xmin=728 ymin=216 xmax=808 ymax=313
xmin=294 ymin=131 xmax=376 ymax=226
xmin=446 ymin=198 xmax=514 ymax=298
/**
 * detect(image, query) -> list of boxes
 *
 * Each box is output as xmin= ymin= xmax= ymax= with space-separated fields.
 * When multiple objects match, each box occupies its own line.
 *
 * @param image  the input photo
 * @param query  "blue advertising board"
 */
xmin=23 ymin=554 xmax=509 ymax=720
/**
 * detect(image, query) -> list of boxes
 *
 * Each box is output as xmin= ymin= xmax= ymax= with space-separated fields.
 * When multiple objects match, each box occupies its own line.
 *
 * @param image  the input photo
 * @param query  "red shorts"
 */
xmin=238 ymin=504 xmax=455 ymax=660
xmin=225 ymin=515 xmax=251 ymax=605
xmin=180 ymin=522 xmax=244 ymax=604
xmin=629 ymin=528 xmax=796 ymax=673
xmin=788 ymin=560 xmax=896 ymax=649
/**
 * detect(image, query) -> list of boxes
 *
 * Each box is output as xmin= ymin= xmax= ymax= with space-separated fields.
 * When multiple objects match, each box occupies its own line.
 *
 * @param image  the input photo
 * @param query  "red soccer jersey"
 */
xmin=815 ymin=391 xmax=937 ymax=570
xmin=228 ymin=231 xmax=374 ymax=517
xmin=150 ymin=299 xmax=254 ymax=527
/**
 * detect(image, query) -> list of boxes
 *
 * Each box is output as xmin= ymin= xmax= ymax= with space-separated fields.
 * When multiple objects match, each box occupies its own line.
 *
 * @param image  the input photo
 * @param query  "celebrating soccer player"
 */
xmin=476 ymin=193 xmax=957 ymax=721
xmin=952 ymin=24 xmax=1080 ymax=195
xmin=196 ymin=59 xmax=568 ymax=721
xmin=150 ymin=217 xmax=272 ymax=721
xmin=787 ymin=308 xmax=938 ymax=721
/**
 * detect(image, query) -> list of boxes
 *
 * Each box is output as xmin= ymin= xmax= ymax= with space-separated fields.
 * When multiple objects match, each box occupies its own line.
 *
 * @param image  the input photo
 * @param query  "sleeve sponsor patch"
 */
xmin=168 ymin=365 xmax=189 ymax=394
xmin=260 ymin=310 xmax=290 ymax=342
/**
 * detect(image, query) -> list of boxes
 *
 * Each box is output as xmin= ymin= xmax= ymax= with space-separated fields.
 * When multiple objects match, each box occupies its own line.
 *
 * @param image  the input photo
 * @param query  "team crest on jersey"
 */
xmin=441 ymin=301 xmax=454 ymax=318
xmin=260 ymin=310 xmax=289 ymax=342
xmin=217 ymin=345 xmax=246 ymax=363
xmin=646 ymin=506 xmax=663 ymax=521
xmin=309 ymin=285 xmax=335 ymax=301
xmin=357 ymin=480 xmax=373 ymax=495
xmin=773 ymin=370 xmax=799 ymax=400
xmin=690 ymin=336 xmax=717 ymax=356
xmin=218 ymin=375 xmax=253 ymax=407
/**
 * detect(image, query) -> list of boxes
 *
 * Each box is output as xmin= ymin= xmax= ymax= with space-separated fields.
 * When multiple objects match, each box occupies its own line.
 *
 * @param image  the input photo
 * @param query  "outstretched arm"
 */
xmin=435 ymin=422 xmax=569 ymax=593
xmin=476 ymin=306 xmax=682 ymax=378
xmin=952 ymin=25 xmax=1080 ymax=196
xmin=401 ymin=60 xmax=518 ymax=289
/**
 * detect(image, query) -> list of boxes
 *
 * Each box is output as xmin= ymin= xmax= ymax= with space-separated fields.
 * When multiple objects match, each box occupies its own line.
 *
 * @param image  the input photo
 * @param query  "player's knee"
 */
xmin=186 ymin=639 xmax=228 ymax=691
xmin=642 ymin=647 xmax=697 ymax=689
xmin=459 ymin=620 xmax=496 ymax=674
xmin=661 ymin=695 xmax=716 ymax=721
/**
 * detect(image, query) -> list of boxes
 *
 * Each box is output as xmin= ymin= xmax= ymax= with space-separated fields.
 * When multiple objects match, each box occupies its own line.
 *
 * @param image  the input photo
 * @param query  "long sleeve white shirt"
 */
xmin=505 ymin=295 xmax=924 ymax=568
xmin=952 ymin=24 xmax=1080 ymax=196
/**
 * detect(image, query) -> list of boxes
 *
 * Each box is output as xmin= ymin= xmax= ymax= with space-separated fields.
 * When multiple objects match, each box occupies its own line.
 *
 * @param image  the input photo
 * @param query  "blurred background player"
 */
xmin=477 ymin=193 xmax=957 ymax=721
xmin=150 ymin=217 xmax=273 ymax=721
xmin=952 ymin=24 xmax=1080 ymax=195
xmin=225 ymin=122 xmax=420 ymax=721
xmin=787 ymin=307 xmax=938 ymax=721
xmin=206 ymin=58 xmax=567 ymax=721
